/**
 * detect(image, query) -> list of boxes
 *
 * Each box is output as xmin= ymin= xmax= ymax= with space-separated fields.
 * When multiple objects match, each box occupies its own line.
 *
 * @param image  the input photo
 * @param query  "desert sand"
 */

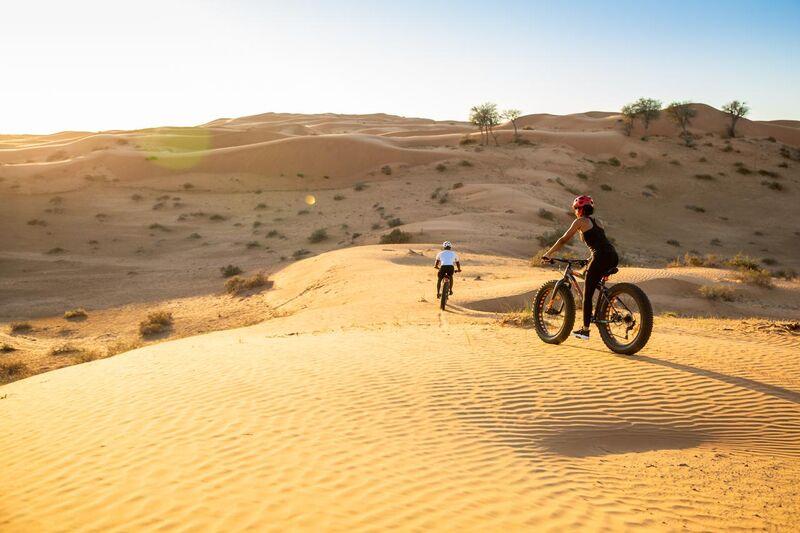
xmin=1 ymin=106 xmax=799 ymax=531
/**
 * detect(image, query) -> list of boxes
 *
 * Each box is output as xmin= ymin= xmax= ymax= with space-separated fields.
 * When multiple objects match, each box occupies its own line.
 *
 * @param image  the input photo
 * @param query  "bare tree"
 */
xmin=620 ymin=104 xmax=637 ymax=136
xmin=666 ymin=101 xmax=697 ymax=146
xmin=721 ymin=100 xmax=749 ymax=138
xmin=502 ymin=109 xmax=522 ymax=140
xmin=632 ymin=98 xmax=662 ymax=137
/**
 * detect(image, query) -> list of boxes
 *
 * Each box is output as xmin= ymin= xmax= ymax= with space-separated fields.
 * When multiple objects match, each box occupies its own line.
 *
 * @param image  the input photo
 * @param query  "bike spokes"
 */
xmin=540 ymin=288 xmax=567 ymax=336
xmin=602 ymin=293 xmax=641 ymax=343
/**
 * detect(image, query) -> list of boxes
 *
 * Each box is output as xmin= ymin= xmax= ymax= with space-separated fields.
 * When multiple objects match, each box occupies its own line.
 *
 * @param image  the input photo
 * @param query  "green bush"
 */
xmin=379 ymin=229 xmax=412 ymax=244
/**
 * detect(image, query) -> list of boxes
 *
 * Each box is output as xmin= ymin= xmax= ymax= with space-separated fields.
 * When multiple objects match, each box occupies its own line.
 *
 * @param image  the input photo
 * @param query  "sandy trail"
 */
xmin=2 ymin=247 xmax=798 ymax=531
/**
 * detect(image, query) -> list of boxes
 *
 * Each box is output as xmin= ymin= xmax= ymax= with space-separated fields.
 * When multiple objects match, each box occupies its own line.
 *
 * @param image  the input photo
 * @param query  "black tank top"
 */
xmin=582 ymin=217 xmax=615 ymax=255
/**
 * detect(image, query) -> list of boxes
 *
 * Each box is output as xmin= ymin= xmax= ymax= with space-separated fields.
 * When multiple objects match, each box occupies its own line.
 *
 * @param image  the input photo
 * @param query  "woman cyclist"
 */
xmin=542 ymin=195 xmax=619 ymax=340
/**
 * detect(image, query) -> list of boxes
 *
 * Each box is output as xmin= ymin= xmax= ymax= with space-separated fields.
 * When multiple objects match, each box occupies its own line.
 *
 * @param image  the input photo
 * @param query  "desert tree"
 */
xmin=721 ymin=100 xmax=749 ymax=138
xmin=620 ymin=104 xmax=637 ymax=136
xmin=502 ymin=109 xmax=522 ymax=140
xmin=666 ymin=101 xmax=697 ymax=146
xmin=469 ymin=102 xmax=501 ymax=146
xmin=632 ymin=98 xmax=662 ymax=137
xmin=469 ymin=105 xmax=488 ymax=145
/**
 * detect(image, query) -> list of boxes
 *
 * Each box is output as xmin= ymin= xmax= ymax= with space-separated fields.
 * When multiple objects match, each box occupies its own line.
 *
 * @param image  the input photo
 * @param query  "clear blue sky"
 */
xmin=3 ymin=0 xmax=799 ymax=133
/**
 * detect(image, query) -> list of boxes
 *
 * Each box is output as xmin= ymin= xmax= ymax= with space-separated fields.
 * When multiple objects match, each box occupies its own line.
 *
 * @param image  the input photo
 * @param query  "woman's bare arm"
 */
xmin=543 ymin=218 xmax=587 ymax=258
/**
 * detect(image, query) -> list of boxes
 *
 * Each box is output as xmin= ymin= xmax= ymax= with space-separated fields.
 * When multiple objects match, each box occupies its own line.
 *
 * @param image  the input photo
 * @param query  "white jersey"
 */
xmin=436 ymin=250 xmax=459 ymax=266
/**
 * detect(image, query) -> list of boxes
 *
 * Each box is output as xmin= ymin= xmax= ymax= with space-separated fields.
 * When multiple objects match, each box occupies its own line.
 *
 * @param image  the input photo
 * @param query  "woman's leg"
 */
xmin=583 ymin=260 xmax=604 ymax=329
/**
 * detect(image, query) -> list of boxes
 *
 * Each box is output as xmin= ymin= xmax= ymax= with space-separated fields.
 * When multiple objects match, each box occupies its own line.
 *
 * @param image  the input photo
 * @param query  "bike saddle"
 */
xmin=604 ymin=267 xmax=619 ymax=277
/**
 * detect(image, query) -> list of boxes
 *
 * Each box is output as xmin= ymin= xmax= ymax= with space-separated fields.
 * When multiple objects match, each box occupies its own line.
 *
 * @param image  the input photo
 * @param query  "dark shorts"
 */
xmin=438 ymin=265 xmax=455 ymax=279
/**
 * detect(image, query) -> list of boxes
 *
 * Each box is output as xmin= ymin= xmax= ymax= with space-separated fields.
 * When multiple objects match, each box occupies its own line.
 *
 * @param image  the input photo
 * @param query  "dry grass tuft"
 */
xmin=225 ymin=273 xmax=271 ymax=295
xmin=734 ymin=268 xmax=773 ymax=288
xmin=1 ymin=360 xmax=28 ymax=382
xmin=498 ymin=310 xmax=534 ymax=329
xmin=699 ymin=285 xmax=735 ymax=301
xmin=139 ymin=311 xmax=174 ymax=336
xmin=9 ymin=322 xmax=32 ymax=334
xmin=64 ymin=308 xmax=88 ymax=320
xmin=380 ymin=229 xmax=412 ymax=244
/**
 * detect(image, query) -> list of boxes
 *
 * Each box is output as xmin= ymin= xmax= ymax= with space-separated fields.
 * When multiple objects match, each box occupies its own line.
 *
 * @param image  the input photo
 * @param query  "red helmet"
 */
xmin=572 ymin=195 xmax=593 ymax=210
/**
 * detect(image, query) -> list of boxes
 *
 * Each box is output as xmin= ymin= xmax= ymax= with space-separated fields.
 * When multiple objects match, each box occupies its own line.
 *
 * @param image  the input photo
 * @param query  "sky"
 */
xmin=3 ymin=0 xmax=799 ymax=133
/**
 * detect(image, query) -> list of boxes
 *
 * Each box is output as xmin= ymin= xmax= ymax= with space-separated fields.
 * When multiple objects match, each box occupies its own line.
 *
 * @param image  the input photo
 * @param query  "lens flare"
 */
xmin=137 ymin=127 xmax=212 ymax=170
xmin=305 ymin=195 xmax=316 ymax=205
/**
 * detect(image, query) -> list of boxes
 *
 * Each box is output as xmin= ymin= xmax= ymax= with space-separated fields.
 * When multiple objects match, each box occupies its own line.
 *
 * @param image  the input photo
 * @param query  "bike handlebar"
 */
xmin=544 ymin=257 xmax=589 ymax=267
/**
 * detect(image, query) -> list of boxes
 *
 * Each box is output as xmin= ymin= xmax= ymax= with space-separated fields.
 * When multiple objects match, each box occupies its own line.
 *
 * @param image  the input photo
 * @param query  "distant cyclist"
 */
xmin=542 ymin=195 xmax=619 ymax=340
xmin=434 ymin=241 xmax=461 ymax=298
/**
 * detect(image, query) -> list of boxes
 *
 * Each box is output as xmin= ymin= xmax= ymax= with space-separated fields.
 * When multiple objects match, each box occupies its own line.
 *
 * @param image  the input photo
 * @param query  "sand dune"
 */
xmin=1 ymin=246 xmax=798 ymax=531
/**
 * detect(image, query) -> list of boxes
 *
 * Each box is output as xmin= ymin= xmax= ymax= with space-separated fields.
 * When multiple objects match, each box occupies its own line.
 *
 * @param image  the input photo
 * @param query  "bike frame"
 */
xmin=544 ymin=259 xmax=617 ymax=325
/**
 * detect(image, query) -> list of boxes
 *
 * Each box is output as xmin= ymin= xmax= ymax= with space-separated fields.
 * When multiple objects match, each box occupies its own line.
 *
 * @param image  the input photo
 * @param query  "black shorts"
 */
xmin=438 ymin=265 xmax=455 ymax=279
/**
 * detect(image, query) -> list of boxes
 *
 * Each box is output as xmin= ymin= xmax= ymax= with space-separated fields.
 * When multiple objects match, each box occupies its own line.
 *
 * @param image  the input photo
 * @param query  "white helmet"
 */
xmin=442 ymin=241 xmax=452 ymax=249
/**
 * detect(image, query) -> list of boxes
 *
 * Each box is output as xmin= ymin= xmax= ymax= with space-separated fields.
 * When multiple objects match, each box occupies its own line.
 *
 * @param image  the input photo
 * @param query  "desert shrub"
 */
xmin=758 ymin=169 xmax=779 ymax=178
xmin=381 ymin=165 xmax=392 ymax=175
xmin=710 ymin=238 xmax=722 ymax=246
xmin=538 ymin=208 xmax=554 ymax=221
xmin=297 ymin=172 xmax=305 ymax=178
xmin=0 ymin=361 xmax=27 ymax=382
xmin=246 ymin=241 xmax=261 ymax=249
xmin=435 ymin=163 xmax=447 ymax=172
xmin=139 ymin=311 xmax=173 ymax=336
xmin=308 ymin=228 xmax=329 ymax=243
xmin=452 ymin=182 xmax=464 ymax=189
xmin=209 ymin=214 xmax=227 ymax=221
xmin=600 ymin=184 xmax=612 ymax=191
xmin=699 ymin=285 xmax=735 ymax=301
xmin=64 ymin=308 xmax=88 ymax=320
xmin=694 ymin=174 xmax=715 ymax=181
xmin=266 ymin=230 xmax=280 ymax=238
xmin=380 ymin=228 xmax=412 ymax=244
xmin=767 ymin=136 xmax=777 ymax=142
xmin=9 ymin=322 xmax=32 ymax=334
xmin=668 ymin=253 xmax=721 ymax=268
xmin=148 ymin=223 xmax=170 ymax=232
xmin=351 ymin=232 xmax=362 ymax=240
xmin=722 ymin=145 xmax=734 ymax=153
xmin=537 ymin=229 xmax=562 ymax=248
xmin=438 ymin=193 xmax=449 ymax=204
xmin=629 ymin=151 xmax=638 ymax=158
xmin=761 ymin=257 xmax=778 ymax=266
xmin=27 ymin=219 xmax=47 ymax=226
xmin=727 ymin=252 xmax=760 ymax=271
xmin=460 ymin=160 xmax=473 ymax=167
xmin=685 ymin=205 xmax=705 ymax=213
xmin=46 ymin=247 xmax=66 ymax=254
xmin=459 ymin=136 xmax=476 ymax=146
xmin=255 ymin=203 xmax=267 ymax=210
xmin=735 ymin=268 xmax=773 ymax=288
xmin=253 ymin=221 xmax=262 ymax=228
xmin=354 ymin=182 xmax=367 ymax=191
xmin=666 ymin=239 xmax=680 ymax=247
xmin=608 ymin=157 xmax=621 ymax=167
xmin=220 ymin=265 xmax=242 ymax=278
xmin=669 ymin=160 xmax=681 ymax=166
xmin=576 ymin=172 xmax=588 ymax=180
xmin=699 ymin=157 xmax=708 ymax=162
xmin=182 ymin=182 xmax=194 ymax=189
xmin=188 ymin=233 xmax=202 ymax=240
xmin=778 ymin=162 xmax=789 ymax=168
xmin=761 ymin=180 xmax=783 ymax=191
xmin=297 ymin=209 xmax=310 ymax=215
xmin=387 ymin=218 xmax=403 ymax=228
xmin=1 ymin=343 xmax=16 ymax=353
xmin=771 ymin=269 xmax=797 ymax=280
xmin=371 ymin=223 xmax=381 ymax=230
xmin=225 ymin=273 xmax=270 ymax=295
xmin=645 ymin=183 xmax=658 ymax=191
xmin=292 ymin=249 xmax=311 ymax=259
xmin=333 ymin=194 xmax=345 ymax=201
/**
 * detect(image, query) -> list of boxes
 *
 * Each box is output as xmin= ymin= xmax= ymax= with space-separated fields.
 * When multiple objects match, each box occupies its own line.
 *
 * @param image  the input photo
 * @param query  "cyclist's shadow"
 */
xmin=606 ymin=348 xmax=800 ymax=405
